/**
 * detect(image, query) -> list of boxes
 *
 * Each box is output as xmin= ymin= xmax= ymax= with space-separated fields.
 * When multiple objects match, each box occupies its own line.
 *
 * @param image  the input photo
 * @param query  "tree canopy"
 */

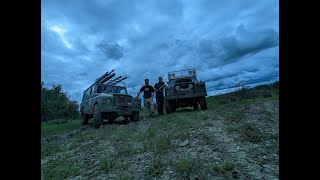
xmin=41 ymin=82 xmax=79 ymax=121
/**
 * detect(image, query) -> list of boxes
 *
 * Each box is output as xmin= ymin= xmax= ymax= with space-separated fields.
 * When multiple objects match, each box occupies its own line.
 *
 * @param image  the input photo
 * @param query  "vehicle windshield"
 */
xmin=99 ymin=85 xmax=127 ymax=94
xmin=112 ymin=86 xmax=127 ymax=94
xmin=176 ymin=78 xmax=192 ymax=84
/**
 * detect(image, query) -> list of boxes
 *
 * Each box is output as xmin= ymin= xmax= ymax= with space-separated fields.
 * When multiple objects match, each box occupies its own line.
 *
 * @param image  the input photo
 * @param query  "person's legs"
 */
xmin=158 ymin=96 xmax=164 ymax=115
xmin=147 ymin=98 xmax=155 ymax=116
xmin=156 ymin=96 xmax=161 ymax=115
xmin=144 ymin=98 xmax=150 ymax=114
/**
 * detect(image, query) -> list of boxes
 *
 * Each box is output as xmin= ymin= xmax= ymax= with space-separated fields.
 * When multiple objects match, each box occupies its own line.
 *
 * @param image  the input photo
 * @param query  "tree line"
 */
xmin=41 ymin=82 xmax=80 ymax=122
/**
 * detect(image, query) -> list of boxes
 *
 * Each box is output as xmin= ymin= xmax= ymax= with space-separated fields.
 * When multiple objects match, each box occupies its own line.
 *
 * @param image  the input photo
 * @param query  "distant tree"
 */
xmin=41 ymin=81 xmax=80 ymax=121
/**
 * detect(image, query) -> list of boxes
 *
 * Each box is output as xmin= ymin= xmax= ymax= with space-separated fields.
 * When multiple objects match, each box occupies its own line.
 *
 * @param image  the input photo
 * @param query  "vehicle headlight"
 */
xmin=175 ymin=86 xmax=180 ymax=91
xmin=188 ymin=84 xmax=193 ymax=88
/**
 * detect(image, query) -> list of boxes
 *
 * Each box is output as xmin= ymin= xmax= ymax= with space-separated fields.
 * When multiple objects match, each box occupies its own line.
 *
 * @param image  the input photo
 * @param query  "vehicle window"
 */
xmin=106 ymin=86 xmax=112 ymax=93
xmin=97 ymin=86 xmax=102 ymax=93
xmin=112 ymin=87 xmax=118 ymax=93
xmin=89 ymin=87 xmax=93 ymax=95
xmin=119 ymin=88 xmax=127 ymax=94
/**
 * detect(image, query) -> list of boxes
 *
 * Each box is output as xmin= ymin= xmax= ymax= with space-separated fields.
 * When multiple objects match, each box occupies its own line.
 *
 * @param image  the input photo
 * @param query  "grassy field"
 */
xmin=41 ymin=119 xmax=81 ymax=137
xmin=41 ymin=83 xmax=279 ymax=179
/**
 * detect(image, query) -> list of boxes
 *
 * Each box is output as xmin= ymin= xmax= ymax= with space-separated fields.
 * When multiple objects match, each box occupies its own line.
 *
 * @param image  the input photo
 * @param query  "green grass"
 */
xmin=41 ymin=83 xmax=279 ymax=179
xmin=224 ymin=111 xmax=245 ymax=122
xmin=226 ymin=126 xmax=239 ymax=132
xmin=99 ymin=155 xmax=117 ymax=172
xmin=153 ymin=135 xmax=173 ymax=154
xmin=145 ymin=156 xmax=165 ymax=178
xmin=46 ymin=119 xmax=68 ymax=125
xmin=116 ymin=144 xmax=137 ymax=157
xmin=41 ymin=119 xmax=81 ymax=137
xmin=200 ymin=133 xmax=218 ymax=148
xmin=212 ymin=162 xmax=236 ymax=174
xmin=174 ymin=158 xmax=203 ymax=178
xmin=98 ymin=154 xmax=129 ymax=172
xmin=175 ymin=130 xmax=190 ymax=141
xmin=240 ymin=123 xmax=265 ymax=143
xmin=142 ymin=131 xmax=173 ymax=155
xmin=227 ymin=122 xmax=278 ymax=143
xmin=207 ymin=84 xmax=279 ymax=109
xmin=42 ymin=154 xmax=85 ymax=179
xmin=137 ymin=111 xmax=199 ymax=154
xmin=140 ymin=108 xmax=151 ymax=117
xmin=41 ymin=143 xmax=64 ymax=158
xmin=118 ymin=172 xmax=133 ymax=180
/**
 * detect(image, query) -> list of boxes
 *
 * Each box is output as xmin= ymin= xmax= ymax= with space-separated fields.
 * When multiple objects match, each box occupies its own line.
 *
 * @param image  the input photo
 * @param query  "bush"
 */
xmin=41 ymin=82 xmax=80 ymax=122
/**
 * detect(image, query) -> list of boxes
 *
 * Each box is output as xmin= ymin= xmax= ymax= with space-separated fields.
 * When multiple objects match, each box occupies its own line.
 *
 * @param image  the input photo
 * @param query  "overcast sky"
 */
xmin=41 ymin=0 xmax=279 ymax=103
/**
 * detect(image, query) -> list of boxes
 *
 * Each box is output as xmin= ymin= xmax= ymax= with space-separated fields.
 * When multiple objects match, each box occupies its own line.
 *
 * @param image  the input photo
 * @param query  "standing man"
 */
xmin=154 ymin=77 xmax=166 ymax=115
xmin=137 ymin=79 xmax=155 ymax=117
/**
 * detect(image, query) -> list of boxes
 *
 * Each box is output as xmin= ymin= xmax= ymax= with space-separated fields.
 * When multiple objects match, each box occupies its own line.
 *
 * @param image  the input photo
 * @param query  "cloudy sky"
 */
xmin=41 ymin=0 xmax=279 ymax=103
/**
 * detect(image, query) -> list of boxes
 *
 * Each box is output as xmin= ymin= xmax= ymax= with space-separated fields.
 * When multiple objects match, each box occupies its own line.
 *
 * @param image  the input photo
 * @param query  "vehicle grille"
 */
xmin=175 ymin=83 xmax=193 ymax=95
xmin=179 ymin=83 xmax=190 ymax=89
xmin=114 ymin=95 xmax=132 ymax=108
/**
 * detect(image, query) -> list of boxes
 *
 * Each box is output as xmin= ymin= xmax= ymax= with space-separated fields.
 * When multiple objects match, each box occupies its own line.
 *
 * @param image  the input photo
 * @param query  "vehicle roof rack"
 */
xmin=90 ymin=69 xmax=127 ymax=87
xmin=168 ymin=68 xmax=196 ymax=79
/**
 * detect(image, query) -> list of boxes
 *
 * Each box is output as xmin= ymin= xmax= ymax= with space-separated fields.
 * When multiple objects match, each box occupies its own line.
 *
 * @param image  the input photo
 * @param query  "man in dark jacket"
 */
xmin=136 ymin=79 xmax=155 ymax=116
xmin=154 ymin=77 xmax=166 ymax=115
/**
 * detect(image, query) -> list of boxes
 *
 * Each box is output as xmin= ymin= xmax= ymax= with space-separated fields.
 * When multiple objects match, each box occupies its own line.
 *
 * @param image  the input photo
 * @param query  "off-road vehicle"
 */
xmin=164 ymin=68 xmax=208 ymax=113
xmin=80 ymin=70 xmax=141 ymax=128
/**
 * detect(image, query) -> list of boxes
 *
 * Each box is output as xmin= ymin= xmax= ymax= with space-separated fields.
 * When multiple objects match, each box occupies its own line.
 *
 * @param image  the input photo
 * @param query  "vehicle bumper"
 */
xmin=100 ymin=107 xmax=140 ymax=115
xmin=165 ymin=94 xmax=206 ymax=100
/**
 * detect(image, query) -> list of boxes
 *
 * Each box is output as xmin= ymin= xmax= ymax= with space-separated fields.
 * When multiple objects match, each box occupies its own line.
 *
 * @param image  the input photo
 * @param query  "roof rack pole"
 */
xmin=100 ymin=73 xmax=115 ymax=84
xmin=106 ymin=76 xmax=122 ymax=85
xmin=95 ymin=69 xmax=115 ymax=83
xmin=111 ymin=77 xmax=127 ymax=86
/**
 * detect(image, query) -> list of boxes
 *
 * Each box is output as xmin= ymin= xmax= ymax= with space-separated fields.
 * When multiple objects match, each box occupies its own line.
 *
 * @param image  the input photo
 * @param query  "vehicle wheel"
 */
xmin=130 ymin=112 xmax=139 ymax=122
xmin=193 ymin=102 xmax=199 ymax=110
xmin=81 ymin=111 xmax=89 ymax=125
xmin=164 ymin=99 xmax=176 ymax=114
xmin=199 ymin=97 xmax=208 ymax=110
xmin=93 ymin=104 xmax=103 ymax=128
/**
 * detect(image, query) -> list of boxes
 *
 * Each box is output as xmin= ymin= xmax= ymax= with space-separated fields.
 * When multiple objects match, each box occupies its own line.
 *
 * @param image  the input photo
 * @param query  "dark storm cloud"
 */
xmin=97 ymin=41 xmax=124 ymax=60
xmin=41 ymin=0 xmax=279 ymax=102
xmin=195 ymin=25 xmax=278 ymax=68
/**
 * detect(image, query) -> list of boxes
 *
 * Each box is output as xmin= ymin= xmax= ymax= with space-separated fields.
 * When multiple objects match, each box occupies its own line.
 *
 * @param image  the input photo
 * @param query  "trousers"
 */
xmin=156 ymin=95 xmax=164 ymax=115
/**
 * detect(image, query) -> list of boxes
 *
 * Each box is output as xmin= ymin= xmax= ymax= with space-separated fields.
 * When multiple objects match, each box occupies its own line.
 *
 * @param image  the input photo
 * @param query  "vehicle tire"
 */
xmin=193 ymin=102 xmax=199 ymax=110
xmin=130 ymin=112 xmax=139 ymax=122
xmin=81 ymin=111 xmax=89 ymax=125
xmin=164 ymin=99 xmax=176 ymax=114
xmin=93 ymin=104 xmax=103 ymax=128
xmin=199 ymin=97 xmax=208 ymax=110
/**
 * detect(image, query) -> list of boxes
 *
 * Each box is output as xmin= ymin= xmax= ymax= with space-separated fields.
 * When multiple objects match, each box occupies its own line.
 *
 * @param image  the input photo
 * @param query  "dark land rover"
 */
xmin=164 ymin=68 xmax=208 ymax=113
